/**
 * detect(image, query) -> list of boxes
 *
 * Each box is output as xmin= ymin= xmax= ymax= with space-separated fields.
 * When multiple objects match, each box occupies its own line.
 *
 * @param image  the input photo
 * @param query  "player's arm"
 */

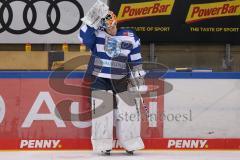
xmin=78 ymin=24 xmax=96 ymax=50
xmin=128 ymin=34 xmax=145 ymax=77
xmin=128 ymin=33 xmax=147 ymax=92
xmin=78 ymin=0 xmax=109 ymax=50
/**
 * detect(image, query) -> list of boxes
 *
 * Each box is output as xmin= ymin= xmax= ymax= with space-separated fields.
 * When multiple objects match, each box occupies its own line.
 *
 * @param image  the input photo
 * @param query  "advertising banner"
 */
xmin=164 ymin=79 xmax=240 ymax=138
xmin=0 ymin=0 xmax=99 ymax=44
xmin=110 ymin=0 xmax=240 ymax=43
xmin=0 ymin=72 xmax=163 ymax=150
xmin=0 ymin=72 xmax=240 ymax=150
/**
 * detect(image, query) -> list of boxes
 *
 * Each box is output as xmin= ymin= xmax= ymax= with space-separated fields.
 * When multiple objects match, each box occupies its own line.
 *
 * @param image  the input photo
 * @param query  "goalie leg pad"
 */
xmin=91 ymin=90 xmax=113 ymax=152
xmin=115 ymin=91 xmax=145 ymax=151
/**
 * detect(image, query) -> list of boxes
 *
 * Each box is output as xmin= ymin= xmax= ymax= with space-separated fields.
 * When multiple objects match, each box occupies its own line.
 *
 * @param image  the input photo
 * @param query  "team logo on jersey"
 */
xmin=105 ymin=37 xmax=122 ymax=58
xmin=121 ymin=41 xmax=133 ymax=50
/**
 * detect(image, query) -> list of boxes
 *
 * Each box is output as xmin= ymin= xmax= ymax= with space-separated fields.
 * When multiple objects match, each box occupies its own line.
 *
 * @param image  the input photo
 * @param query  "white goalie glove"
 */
xmin=81 ymin=0 xmax=109 ymax=29
xmin=128 ymin=64 xmax=148 ymax=93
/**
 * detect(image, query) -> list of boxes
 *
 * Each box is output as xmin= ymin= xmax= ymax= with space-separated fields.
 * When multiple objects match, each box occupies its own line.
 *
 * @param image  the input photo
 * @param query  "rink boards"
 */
xmin=0 ymin=71 xmax=239 ymax=150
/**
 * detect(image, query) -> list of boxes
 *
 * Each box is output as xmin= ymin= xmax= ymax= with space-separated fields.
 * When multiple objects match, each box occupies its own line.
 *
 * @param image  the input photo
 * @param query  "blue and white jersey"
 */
xmin=78 ymin=24 xmax=142 ymax=79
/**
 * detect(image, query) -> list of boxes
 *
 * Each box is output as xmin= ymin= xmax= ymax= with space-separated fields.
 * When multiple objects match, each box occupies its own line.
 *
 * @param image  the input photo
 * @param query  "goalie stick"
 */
xmin=127 ymin=63 xmax=149 ymax=118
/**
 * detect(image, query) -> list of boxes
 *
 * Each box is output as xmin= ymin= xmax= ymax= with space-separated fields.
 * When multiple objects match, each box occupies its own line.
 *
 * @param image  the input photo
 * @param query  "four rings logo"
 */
xmin=0 ymin=0 xmax=84 ymax=34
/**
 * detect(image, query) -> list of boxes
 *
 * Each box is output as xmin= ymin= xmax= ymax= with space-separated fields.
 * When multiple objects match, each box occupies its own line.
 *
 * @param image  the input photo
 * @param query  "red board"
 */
xmin=0 ymin=78 xmax=165 ymax=150
xmin=0 ymin=78 xmax=240 ymax=150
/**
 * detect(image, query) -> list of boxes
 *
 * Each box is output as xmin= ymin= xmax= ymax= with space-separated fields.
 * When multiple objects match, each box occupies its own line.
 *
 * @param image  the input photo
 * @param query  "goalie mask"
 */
xmin=101 ymin=11 xmax=117 ymax=29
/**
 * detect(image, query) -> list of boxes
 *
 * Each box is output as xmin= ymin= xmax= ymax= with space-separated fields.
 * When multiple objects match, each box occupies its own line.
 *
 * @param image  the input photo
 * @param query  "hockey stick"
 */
xmin=127 ymin=63 xmax=149 ymax=118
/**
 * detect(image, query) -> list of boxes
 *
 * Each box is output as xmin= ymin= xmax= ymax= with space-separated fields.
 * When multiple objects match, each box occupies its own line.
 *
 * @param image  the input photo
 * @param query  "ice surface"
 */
xmin=0 ymin=150 xmax=240 ymax=160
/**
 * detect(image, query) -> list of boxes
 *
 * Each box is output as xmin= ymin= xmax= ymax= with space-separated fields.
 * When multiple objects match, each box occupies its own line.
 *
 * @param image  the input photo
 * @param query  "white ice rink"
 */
xmin=0 ymin=150 xmax=240 ymax=160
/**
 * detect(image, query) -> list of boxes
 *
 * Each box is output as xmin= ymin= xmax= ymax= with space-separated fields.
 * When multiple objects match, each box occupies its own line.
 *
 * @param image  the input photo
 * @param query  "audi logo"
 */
xmin=0 ymin=0 xmax=84 ymax=34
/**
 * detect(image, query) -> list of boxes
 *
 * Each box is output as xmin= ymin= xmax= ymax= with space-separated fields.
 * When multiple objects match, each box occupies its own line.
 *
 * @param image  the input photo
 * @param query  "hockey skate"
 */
xmin=101 ymin=150 xmax=111 ymax=156
xmin=126 ymin=150 xmax=134 ymax=155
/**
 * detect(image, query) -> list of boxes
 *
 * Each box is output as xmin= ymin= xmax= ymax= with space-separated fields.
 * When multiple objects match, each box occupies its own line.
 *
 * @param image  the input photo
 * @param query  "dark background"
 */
xmin=110 ymin=0 xmax=240 ymax=43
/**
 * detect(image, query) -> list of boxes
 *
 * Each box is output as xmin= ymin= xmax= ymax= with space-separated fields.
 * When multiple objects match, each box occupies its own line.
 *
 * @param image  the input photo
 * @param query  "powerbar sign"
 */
xmin=110 ymin=0 xmax=240 ymax=43
xmin=186 ymin=1 xmax=240 ymax=23
xmin=117 ymin=0 xmax=175 ymax=22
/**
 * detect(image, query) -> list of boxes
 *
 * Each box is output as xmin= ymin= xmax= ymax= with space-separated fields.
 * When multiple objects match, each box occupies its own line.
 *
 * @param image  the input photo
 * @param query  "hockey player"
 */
xmin=79 ymin=2 xmax=146 ymax=155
